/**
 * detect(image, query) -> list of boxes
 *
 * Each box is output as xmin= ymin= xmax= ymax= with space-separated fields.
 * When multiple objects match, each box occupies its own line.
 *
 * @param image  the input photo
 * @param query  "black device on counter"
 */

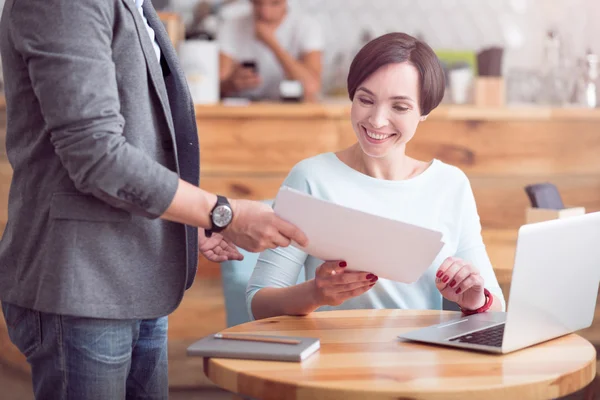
xmin=524 ymin=183 xmax=565 ymax=210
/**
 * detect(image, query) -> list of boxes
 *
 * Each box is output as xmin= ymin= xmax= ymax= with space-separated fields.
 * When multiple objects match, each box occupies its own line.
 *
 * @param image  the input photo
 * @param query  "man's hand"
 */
xmin=222 ymin=199 xmax=308 ymax=253
xmin=225 ymin=64 xmax=262 ymax=93
xmin=254 ymin=20 xmax=277 ymax=46
xmin=198 ymin=230 xmax=244 ymax=262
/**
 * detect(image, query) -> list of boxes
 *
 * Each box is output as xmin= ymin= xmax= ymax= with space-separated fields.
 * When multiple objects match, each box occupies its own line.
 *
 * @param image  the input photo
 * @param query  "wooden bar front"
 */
xmin=195 ymin=102 xmax=600 ymax=282
xmin=2 ymin=99 xmax=600 ymax=394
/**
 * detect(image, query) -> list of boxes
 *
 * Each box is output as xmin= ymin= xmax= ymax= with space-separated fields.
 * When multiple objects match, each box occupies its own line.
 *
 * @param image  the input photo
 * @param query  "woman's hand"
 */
xmin=311 ymin=261 xmax=377 ymax=307
xmin=435 ymin=257 xmax=486 ymax=311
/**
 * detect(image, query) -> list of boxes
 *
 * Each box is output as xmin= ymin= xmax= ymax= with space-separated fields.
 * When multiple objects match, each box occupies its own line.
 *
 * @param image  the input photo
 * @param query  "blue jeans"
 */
xmin=1 ymin=302 xmax=169 ymax=400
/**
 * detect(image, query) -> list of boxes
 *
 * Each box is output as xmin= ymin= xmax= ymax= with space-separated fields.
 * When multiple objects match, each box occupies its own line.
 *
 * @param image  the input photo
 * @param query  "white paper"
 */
xmin=273 ymin=187 xmax=445 ymax=283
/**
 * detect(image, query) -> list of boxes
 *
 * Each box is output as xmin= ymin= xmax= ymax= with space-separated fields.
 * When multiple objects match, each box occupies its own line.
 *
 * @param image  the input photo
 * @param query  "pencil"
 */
xmin=213 ymin=333 xmax=301 ymax=345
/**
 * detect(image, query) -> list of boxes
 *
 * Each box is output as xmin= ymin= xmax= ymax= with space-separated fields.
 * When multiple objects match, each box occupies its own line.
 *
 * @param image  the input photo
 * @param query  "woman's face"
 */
xmin=252 ymin=0 xmax=287 ymax=24
xmin=350 ymin=62 xmax=424 ymax=159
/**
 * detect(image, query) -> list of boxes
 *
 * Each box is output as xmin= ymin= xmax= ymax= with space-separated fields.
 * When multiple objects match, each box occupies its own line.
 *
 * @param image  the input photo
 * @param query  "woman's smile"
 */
xmin=361 ymin=124 xmax=398 ymax=144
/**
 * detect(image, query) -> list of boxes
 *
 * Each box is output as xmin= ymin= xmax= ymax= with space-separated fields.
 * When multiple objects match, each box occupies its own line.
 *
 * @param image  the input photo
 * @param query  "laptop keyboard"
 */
xmin=448 ymin=323 xmax=505 ymax=347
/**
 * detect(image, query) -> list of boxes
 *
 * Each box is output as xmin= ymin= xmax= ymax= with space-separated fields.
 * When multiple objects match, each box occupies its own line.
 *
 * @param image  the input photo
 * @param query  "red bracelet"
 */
xmin=460 ymin=288 xmax=493 ymax=316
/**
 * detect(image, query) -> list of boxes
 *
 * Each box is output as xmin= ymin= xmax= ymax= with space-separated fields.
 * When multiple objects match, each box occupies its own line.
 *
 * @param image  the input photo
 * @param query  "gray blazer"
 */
xmin=0 ymin=0 xmax=200 ymax=319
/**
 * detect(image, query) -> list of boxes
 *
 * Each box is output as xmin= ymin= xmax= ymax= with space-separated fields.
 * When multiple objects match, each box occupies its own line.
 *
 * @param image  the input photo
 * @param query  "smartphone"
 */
xmin=241 ymin=60 xmax=258 ymax=73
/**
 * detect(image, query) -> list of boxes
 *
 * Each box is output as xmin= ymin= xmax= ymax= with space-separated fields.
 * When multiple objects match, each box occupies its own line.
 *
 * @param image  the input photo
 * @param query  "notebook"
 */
xmin=186 ymin=333 xmax=321 ymax=362
xmin=273 ymin=186 xmax=444 ymax=283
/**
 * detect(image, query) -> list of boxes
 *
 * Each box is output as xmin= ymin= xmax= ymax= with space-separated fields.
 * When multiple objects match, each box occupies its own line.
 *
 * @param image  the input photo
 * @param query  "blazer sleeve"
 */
xmin=8 ymin=0 xmax=179 ymax=218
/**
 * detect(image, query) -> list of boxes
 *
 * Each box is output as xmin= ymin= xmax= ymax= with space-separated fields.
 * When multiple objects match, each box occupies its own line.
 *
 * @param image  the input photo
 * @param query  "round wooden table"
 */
xmin=203 ymin=309 xmax=596 ymax=400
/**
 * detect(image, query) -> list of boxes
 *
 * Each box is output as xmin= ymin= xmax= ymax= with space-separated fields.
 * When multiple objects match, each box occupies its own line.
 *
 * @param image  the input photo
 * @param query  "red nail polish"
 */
xmin=436 ymin=271 xmax=443 ymax=278
xmin=455 ymin=288 xmax=462 ymax=294
xmin=442 ymin=276 xmax=449 ymax=283
xmin=370 ymin=276 xmax=378 ymax=282
xmin=366 ymin=273 xmax=375 ymax=280
xmin=339 ymin=261 xmax=347 ymax=267
xmin=449 ymin=280 xmax=456 ymax=288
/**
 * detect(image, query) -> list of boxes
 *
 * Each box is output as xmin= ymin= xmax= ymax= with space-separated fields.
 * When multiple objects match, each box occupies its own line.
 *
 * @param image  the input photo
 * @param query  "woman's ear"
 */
xmin=419 ymin=115 xmax=428 ymax=121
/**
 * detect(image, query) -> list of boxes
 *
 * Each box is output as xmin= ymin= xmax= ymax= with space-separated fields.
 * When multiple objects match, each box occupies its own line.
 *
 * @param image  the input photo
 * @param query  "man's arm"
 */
xmin=10 ymin=0 xmax=307 ymax=253
xmin=254 ymin=21 xmax=322 ymax=101
xmin=268 ymin=44 xmax=322 ymax=101
xmin=11 ymin=0 xmax=178 ymax=218
xmin=219 ymin=52 xmax=236 ymax=95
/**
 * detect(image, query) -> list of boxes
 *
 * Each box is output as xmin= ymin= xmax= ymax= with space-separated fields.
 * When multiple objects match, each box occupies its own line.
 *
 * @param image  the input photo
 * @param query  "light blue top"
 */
xmin=246 ymin=152 xmax=506 ymax=320
xmin=134 ymin=0 xmax=161 ymax=62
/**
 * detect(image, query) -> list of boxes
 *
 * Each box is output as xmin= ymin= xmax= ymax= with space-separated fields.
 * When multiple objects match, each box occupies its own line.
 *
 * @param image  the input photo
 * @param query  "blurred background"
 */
xmin=148 ymin=0 xmax=600 ymax=106
xmin=1 ymin=1 xmax=600 ymax=399
xmin=0 ymin=0 xmax=599 ymax=105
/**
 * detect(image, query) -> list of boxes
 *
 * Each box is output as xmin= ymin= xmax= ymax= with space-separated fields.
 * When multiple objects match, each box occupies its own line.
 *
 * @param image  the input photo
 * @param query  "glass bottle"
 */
xmin=574 ymin=51 xmax=599 ymax=108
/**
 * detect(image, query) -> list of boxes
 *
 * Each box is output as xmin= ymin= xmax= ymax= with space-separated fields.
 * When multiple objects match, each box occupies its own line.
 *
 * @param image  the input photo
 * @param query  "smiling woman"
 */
xmin=344 ymin=32 xmax=445 ymax=174
xmin=246 ymin=32 xmax=506 ymax=322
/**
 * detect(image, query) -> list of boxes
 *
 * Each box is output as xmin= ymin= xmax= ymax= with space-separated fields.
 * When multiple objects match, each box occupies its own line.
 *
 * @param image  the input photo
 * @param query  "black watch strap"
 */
xmin=205 ymin=195 xmax=231 ymax=238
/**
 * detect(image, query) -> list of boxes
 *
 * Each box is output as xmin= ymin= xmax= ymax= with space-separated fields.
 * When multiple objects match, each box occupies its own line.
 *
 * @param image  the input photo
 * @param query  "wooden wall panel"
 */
xmin=197 ymin=257 xmax=221 ymax=278
xmin=3 ymin=103 xmax=600 ymax=392
xmin=199 ymin=174 xmax=600 ymax=230
xmin=471 ymin=175 xmax=600 ymax=229
xmin=200 ymin=174 xmax=285 ymax=201
xmin=0 ymin=163 xmax=11 ymax=226
xmin=197 ymin=119 xmax=340 ymax=173
xmin=338 ymin=120 xmax=600 ymax=176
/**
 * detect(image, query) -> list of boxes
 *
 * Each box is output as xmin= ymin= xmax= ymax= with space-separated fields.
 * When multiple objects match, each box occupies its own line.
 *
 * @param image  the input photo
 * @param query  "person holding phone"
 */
xmin=218 ymin=0 xmax=323 ymax=101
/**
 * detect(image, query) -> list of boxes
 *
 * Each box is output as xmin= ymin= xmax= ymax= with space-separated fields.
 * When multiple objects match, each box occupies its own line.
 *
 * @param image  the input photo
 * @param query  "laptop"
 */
xmin=399 ymin=211 xmax=600 ymax=354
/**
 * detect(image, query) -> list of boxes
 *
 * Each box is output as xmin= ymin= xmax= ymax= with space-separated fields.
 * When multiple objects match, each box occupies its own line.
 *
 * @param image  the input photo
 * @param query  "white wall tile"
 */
xmin=285 ymin=0 xmax=598 ymax=93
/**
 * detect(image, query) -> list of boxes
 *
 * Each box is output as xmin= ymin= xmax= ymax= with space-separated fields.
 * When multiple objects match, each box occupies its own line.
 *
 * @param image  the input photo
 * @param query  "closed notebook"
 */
xmin=186 ymin=333 xmax=320 ymax=362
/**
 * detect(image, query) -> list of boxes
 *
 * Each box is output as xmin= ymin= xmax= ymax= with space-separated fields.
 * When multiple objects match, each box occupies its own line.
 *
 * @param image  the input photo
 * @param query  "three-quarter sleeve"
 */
xmin=454 ymin=177 xmax=506 ymax=310
xmin=245 ymin=162 xmax=314 ymax=320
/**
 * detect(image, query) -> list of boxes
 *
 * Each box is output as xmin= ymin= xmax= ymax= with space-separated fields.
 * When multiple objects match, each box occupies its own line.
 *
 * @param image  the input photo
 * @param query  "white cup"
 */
xmin=178 ymin=40 xmax=220 ymax=104
xmin=449 ymin=68 xmax=473 ymax=104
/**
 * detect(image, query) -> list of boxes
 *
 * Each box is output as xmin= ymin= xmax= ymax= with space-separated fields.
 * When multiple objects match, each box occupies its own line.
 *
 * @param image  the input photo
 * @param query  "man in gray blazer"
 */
xmin=0 ymin=0 xmax=307 ymax=399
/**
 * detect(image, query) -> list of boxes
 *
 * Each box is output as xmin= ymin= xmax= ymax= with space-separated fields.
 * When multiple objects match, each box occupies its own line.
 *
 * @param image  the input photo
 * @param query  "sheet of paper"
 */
xmin=273 ymin=187 xmax=444 ymax=283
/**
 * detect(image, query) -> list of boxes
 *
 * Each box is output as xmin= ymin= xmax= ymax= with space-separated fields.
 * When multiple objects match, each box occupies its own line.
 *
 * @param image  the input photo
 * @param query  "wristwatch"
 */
xmin=205 ymin=195 xmax=233 ymax=237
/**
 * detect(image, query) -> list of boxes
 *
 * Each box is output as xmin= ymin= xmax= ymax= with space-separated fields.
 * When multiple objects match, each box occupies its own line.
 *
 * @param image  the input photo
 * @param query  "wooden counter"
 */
xmin=195 ymin=101 xmax=600 ymax=281
xmin=2 ymin=99 xmax=600 ymax=394
xmin=1 ymin=98 xmax=599 ymax=285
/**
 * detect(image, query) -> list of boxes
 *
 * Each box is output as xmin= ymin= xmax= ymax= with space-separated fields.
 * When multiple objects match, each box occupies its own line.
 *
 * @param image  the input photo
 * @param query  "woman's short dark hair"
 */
xmin=347 ymin=32 xmax=445 ymax=116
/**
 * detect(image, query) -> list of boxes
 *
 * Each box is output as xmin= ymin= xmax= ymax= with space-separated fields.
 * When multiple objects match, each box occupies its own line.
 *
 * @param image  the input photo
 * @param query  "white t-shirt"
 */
xmin=217 ymin=12 xmax=324 ymax=100
xmin=246 ymin=153 xmax=506 ymax=320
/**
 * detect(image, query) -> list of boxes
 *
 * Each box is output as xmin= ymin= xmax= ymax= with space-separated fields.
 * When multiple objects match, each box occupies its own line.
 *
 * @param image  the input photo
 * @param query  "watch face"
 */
xmin=213 ymin=205 xmax=233 ymax=228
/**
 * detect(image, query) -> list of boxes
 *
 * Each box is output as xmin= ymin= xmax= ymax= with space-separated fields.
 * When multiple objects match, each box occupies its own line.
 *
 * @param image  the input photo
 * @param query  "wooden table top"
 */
xmin=203 ymin=309 xmax=596 ymax=400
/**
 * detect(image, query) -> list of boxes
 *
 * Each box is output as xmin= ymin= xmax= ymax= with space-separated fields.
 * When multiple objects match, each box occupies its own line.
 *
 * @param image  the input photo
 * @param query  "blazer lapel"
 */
xmin=142 ymin=0 xmax=200 ymax=187
xmin=121 ymin=0 xmax=176 ymax=140
xmin=141 ymin=1 xmax=196 ymax=128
